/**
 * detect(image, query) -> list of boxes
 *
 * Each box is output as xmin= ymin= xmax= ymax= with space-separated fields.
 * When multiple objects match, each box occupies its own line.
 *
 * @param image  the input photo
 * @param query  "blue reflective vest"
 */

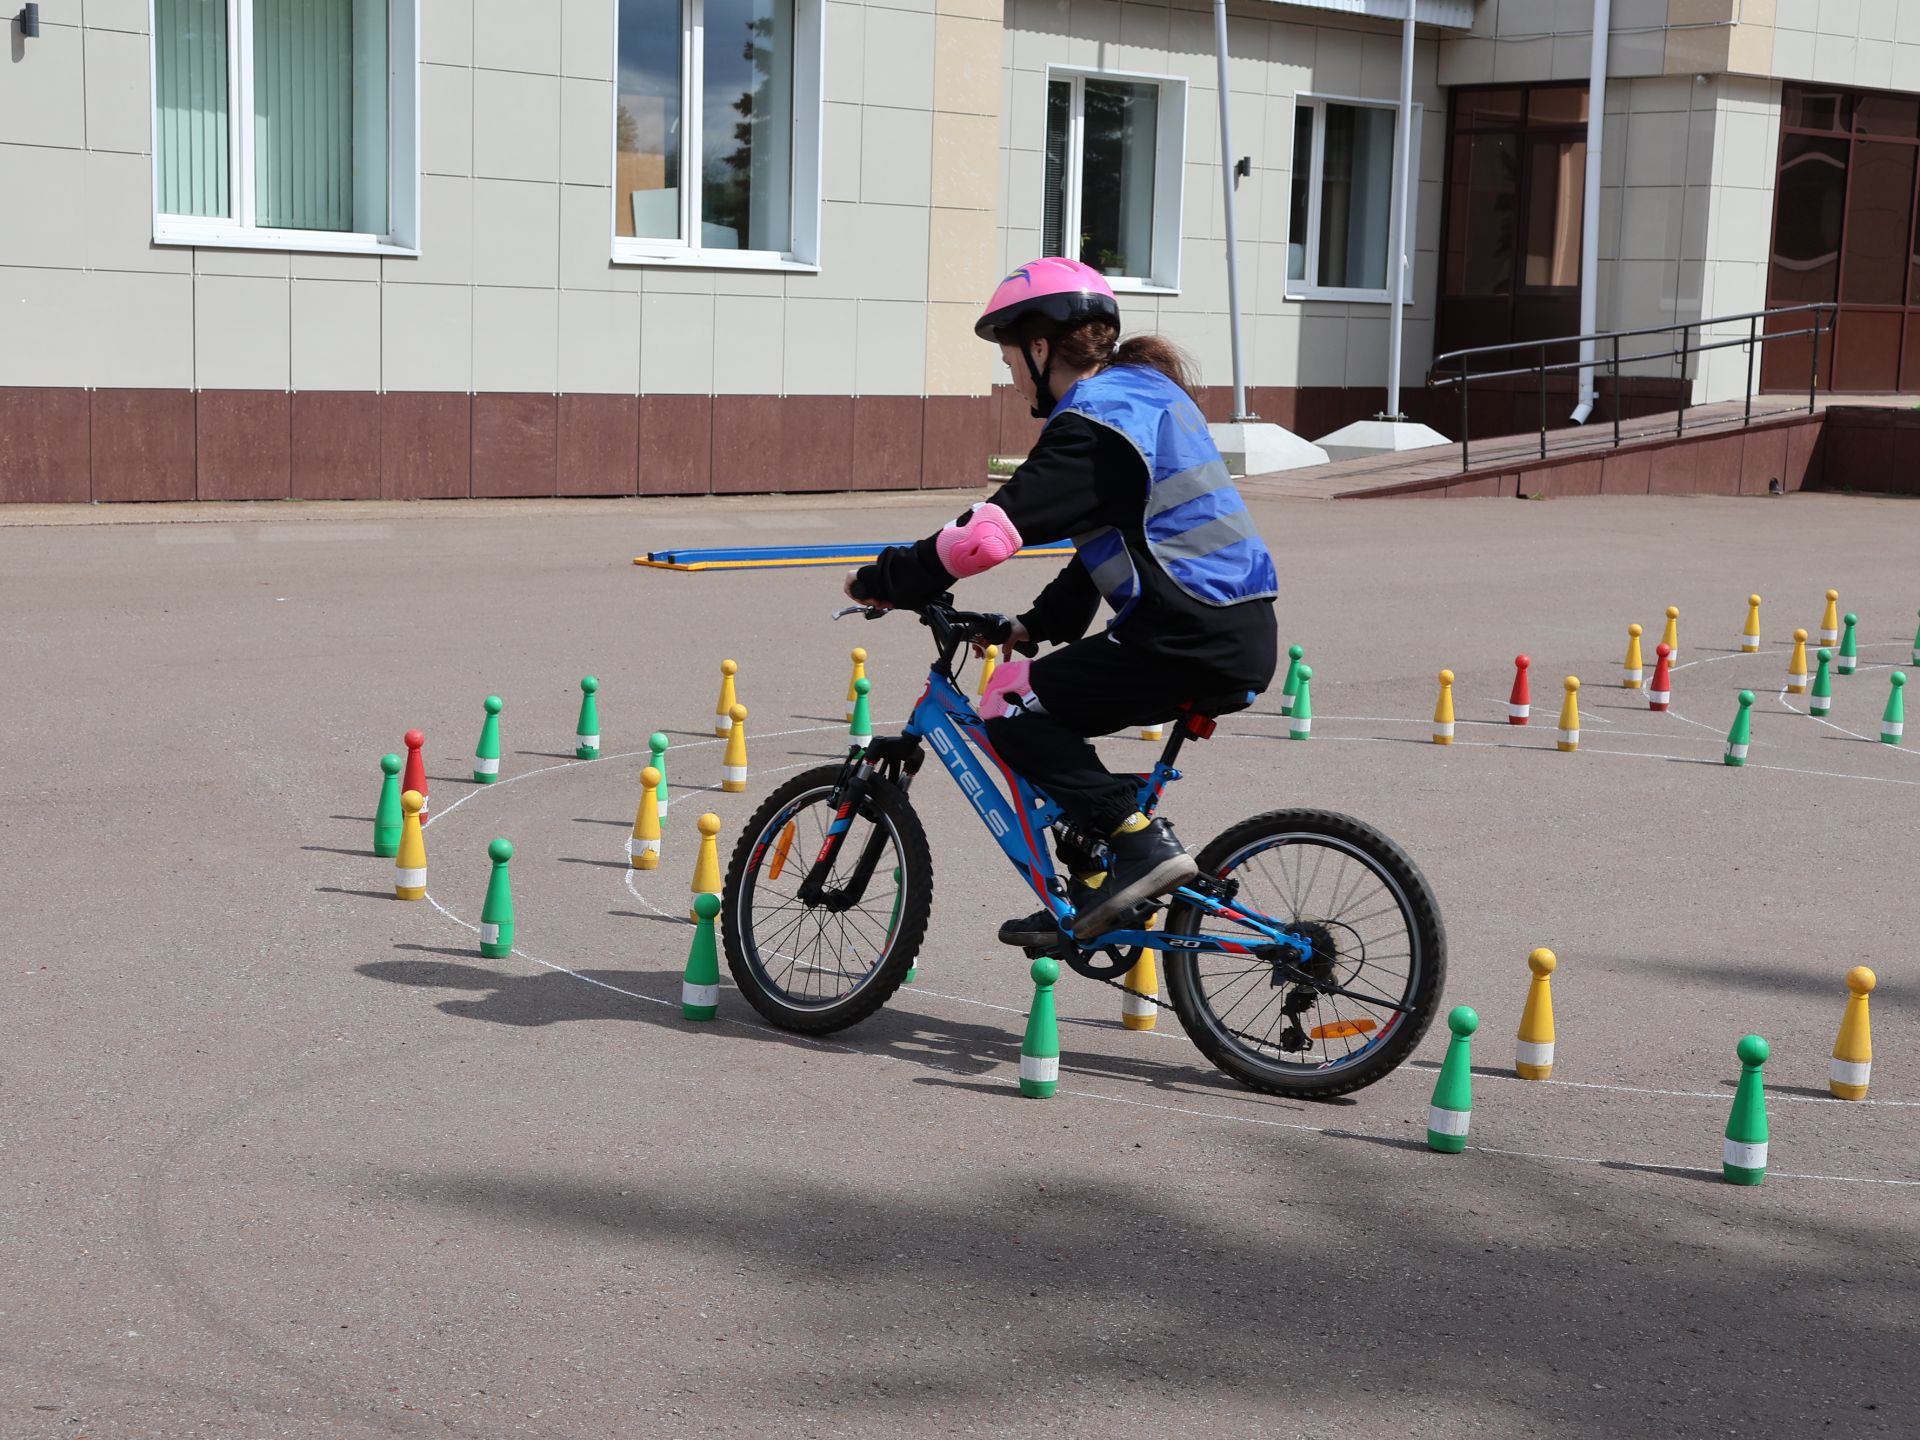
xmin=1053 ymin=366 xmax=1278 ymax=623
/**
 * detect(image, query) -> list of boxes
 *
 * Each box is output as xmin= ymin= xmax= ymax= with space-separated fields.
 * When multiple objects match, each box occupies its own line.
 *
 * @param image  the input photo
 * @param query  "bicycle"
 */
xmin=720 ymin=599 xmax=1446 ymax=1099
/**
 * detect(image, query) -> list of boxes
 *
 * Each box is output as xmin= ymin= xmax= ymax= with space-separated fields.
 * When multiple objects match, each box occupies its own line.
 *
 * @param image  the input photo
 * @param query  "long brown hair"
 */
xmin=1010 ymin=317 xmax=1200 ymax=399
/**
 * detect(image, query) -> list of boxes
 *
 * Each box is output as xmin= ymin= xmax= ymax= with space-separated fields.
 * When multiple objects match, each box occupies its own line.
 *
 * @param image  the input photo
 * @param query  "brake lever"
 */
xmin=830 ymin=604 xmax=893 ymax=621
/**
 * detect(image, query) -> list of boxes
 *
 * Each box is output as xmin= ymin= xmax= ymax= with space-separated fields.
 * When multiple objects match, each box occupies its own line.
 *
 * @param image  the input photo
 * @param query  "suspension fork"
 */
xmin=795 ymin=739 xmax=920 ymax=910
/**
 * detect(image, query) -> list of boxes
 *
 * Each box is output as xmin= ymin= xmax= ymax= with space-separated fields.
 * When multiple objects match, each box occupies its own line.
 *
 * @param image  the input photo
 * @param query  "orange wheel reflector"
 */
xmin=768 ymin=820 xmax=797 ymax=880
xmin=1309 ymin=1018 xmax=1378 ymax=1040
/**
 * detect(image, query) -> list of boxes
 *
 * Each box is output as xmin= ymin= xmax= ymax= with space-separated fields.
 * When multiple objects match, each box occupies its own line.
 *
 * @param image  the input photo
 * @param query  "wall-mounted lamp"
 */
xmin=15 ymin=3 xmax=39 ymax=38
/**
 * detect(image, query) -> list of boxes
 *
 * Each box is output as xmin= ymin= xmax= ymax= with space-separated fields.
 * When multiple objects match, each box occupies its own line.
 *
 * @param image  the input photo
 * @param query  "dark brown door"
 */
xmin=1436 ymin=84 xmax=1589 ymax=372
xmin=1764 ymin=84 xmax=1920 ymax=394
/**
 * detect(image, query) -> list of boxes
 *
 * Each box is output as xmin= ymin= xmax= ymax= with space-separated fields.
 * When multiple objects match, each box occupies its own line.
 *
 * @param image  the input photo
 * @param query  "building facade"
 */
xmin=2 ymin=0 xmax=1917 ymax=502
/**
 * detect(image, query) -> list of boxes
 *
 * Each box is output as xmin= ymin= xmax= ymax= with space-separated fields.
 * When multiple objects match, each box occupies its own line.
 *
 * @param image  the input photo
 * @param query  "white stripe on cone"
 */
xmin=1515 ymin=1040 xmax=1554 ymax=1067
xmin=682 ymin=981 xmax=719 ymax=1008
xmin=628 ymin=836 xmax=660 ymax=858
xmin=1726 ymin=742 xmax=1749 ymax=759
xmin=1810 ymin=701 xmax=1830 ymax=716
xmin=723 ymin=765 xmax=747 ymax=783
xmin=1558 ymin=728 xmax=1579 ymax=745
xmin=1432 ymin=723 xmax=1454 ymax=739
xmin=473 ymin=756 xmax=499 ymax=775
xmin=395 ymin=867 xmax=426 ymax=888
xmin=1885 ymin=721 xmax=1905 ymax=739
xmin=1839 ymin=657 xmax=1857 ymax=673
xmin=1723 ymin=1138 xmax=1767 ymax=1170
xmin=1290 ymin=718 xmax=1310 ymax=737
xmin=1623 ymin=669 xmax=1642 ymax=685
xmin=1427 ymin=1106 xmax=1470 ymax=1137
xmin=1122 ymin=990 xmax=1155 ymax=1018
xmin=1830 ymin=1058 xmax=1871 ymax=1087
xmin=1507 ymin=702 xmax=1529 ymax=719
xmin=715 ymin=714 xmax=732 ymax=732
xmin=480 ymin=923 xmax=499 ymax=944
xmin=1821 ymin=629 xmax=1838 ymax=644
xmin=577 ymin=734 xmax=600 ymax=749
xmin=850 ymin=733 xmax=871 ymax=749
xmin=1019 ymin=1054 xmax=1059 ymax=1083
xmin=1786 ymin=674 xmax=1806 ymax=692
xmin=1648 ymin=689 xmax=1670 ymax=706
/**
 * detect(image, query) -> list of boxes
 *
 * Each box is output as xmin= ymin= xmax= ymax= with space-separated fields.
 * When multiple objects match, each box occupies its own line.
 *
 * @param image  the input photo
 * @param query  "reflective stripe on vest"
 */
xmin=1054 ymin=366 xmax=1278 ymax=611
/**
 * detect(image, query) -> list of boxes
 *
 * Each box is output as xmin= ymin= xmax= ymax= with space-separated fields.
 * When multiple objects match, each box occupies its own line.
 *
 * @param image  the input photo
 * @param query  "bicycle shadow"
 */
xmin=355 ymin=951 xmax=1259 ymax=1098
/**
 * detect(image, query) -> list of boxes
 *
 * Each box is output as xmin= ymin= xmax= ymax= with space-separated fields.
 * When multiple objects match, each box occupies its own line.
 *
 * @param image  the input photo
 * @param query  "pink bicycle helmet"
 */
xmin=974 ymin=257 xmax=1121 ymax=342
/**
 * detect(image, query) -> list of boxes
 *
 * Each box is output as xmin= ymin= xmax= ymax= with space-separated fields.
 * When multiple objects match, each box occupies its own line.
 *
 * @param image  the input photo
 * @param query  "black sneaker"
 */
xmin=997 ymin=909 xmax=1065 ymax=948
xmin=1070 ymin=819 xmax=1197 ymax=941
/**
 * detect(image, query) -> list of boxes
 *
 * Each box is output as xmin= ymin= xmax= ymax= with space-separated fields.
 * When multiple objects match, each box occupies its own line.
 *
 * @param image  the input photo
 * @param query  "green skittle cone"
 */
xmin=473 ymin=695 xmax=503 ymax=783
xmin=1809 ymin=650 xmax=1833 ymax=717
xmin=1724 ymin=690 xmax=1754 ymax=766
xmin=1882 ymin=670 xmax=1907 ymax=746
xmin=479 ymin=837 xmax=515 ymax=958
xmin=683 ymin=891 xmax=722 ymax=1021
xmin=373 ymin=753 xmax=403 ymax=857
xmin=1288 ymin=664 xmax=1312 ymax=738
xmin=1426 ymin=1005 xmax=1479 ymax=1153
xmin=850 ymin=676 xmax=873 ymax=750
xmin=1722 ymin=1033 xmax=1770 ymax=1185
xmin=890 ymin=864 xmax=914 ymax=983
xmin=1911 ymin=608 xmax=1920 ymax=665
xmin=1837 ymin=613 xmax=1860 ymax=675
xmin=1280 ymin=643 xmax=1305 ymax=716
xmin=649 ymin=732 xmax=670 ymax=819
xmin=1019 ymin=956 xmax=1061 ymax=1098
xmin=575 ymin=676 xmax=601 ymax=759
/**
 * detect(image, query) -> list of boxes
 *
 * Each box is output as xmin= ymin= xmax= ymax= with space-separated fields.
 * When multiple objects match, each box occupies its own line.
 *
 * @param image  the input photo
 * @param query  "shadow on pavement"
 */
xmin=301 ymin=845 xmax=373 ymax=858
xmin=317 ymin=885 xmax=399 ymax=901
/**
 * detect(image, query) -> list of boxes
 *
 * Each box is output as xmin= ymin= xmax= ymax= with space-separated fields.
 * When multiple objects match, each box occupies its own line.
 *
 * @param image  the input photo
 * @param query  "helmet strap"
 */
xmin=1020 ymin=340 xmax=1055 ymax=419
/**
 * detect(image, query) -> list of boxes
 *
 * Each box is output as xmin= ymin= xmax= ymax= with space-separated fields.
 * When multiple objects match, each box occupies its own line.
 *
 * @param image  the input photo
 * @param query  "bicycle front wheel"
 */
xmin=721 ymin=764 xmax=933 ymax=1034
xmin=1163 ymin=808 xmax=1444 ymax=1100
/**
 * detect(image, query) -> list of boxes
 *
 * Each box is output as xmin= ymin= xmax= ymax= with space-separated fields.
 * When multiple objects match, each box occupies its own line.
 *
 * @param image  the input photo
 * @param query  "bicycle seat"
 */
xmin=1176 ymin=689 xmax=1256 ymax=738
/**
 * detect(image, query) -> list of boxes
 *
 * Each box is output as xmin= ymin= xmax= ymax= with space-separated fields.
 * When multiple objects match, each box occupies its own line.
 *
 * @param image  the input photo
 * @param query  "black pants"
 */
xmin=984 ymin=633 xmax=1272 ymax=837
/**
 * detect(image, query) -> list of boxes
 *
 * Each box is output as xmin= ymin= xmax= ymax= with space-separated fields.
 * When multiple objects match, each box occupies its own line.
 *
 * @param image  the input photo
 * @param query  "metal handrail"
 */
xmin=1425 ymin=303 xmax=1837 ymax=472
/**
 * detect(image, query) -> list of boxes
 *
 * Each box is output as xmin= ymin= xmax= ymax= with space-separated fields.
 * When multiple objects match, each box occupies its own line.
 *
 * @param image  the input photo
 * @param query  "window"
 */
xmin=1040 ymin=69 xmax=1186 ymax=291
xmin=1287 ymin=97 xmax=1419 ymax=302
xmin=613 ymin=0 xmax=824 ymax=270
xmin=149 ymin=0 xmax=420 ymax=254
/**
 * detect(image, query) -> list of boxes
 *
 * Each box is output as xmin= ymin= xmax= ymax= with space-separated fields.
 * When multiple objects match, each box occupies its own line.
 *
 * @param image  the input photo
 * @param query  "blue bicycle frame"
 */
xmin=896 ymin=663 xmax=1314 ymax=965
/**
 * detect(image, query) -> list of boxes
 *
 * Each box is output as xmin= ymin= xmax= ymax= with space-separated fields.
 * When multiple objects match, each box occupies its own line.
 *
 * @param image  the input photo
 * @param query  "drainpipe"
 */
xmin=1214 ymin=0 xmax=1251 ymax=422
xmin=1572 ymin=0 xmax=1611 ymax=424
xmin=1385 ymin=0 xmax=1416 ymax=421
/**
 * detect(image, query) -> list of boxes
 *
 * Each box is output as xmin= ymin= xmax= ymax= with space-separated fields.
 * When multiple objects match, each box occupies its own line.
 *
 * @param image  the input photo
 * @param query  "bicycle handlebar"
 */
xmin=832 ymin=596 xmax=998 ymax=676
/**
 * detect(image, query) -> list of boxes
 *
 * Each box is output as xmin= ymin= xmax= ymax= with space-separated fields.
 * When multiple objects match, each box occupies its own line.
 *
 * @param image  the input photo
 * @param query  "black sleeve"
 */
xmin=1018 ymin=559 xmax=1100 ymax=646
xmin=848 ymin=412 xmax=1117 ymax=610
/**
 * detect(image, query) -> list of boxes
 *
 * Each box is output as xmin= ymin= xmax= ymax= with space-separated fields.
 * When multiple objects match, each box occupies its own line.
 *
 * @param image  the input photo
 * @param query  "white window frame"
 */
xmin=609 ymin=0 xmax=824 ymax=273
xmin=1287 ymin=92 xmax=1421 ymax=305
xmin=146 ymin=0 xmax=422 ymax=256
xmin=1040 ymin=65 xmax=1186 ymax=295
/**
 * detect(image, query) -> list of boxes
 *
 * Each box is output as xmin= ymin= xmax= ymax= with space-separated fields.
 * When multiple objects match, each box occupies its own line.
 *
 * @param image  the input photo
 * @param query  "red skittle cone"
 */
xmin=1508 ymin=655 xmax=1531 ymax=725
xmin=1647 ymin=643 xmax=1672 ymax=711
xmin=402 ymin=729 xmax=429 ymax=820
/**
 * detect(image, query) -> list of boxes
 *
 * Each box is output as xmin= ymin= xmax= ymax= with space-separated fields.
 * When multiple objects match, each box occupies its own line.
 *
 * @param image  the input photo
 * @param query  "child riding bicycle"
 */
xmin=845 ymin=257 xmax=1280 ymax=945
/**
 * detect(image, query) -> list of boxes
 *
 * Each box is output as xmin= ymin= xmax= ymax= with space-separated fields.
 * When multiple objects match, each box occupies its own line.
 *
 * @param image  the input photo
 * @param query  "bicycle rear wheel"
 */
xmin=1163 ymin=808 xmax=1444 ymax=1100
xmin=721 ymin=764 xmax=933 ymax=1034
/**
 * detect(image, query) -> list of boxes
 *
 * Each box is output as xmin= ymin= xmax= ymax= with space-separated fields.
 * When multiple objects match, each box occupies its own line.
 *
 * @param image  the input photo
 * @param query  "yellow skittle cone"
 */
xmin=1622 ymin=624 xmax=1644 ymax=689
xmin=1515 ymin=947 xmax=1556 ymax=1079
xmin=394 ymin=790 xmax=428 ymax=900
xmin=714 ymin=659 xmax=738 ymax=737
xmin=846 ymin=647 xmax=868 ymax=723
xmin=1786 ymin=629 xmax=1810 ymax=694
xmin=1556 ymin=676 xmax=1581 ymax=752
xmin=977 ymin=643 xmax=999 ymax=698
xmin=1140 ymin=720 xmax=1166 ymax=741
xmin=1661 ymin=605 xmax=1680 ymax=665
xmin=1741 ymin=594 xmax=1762 ymax=653
xmin=722 ymin=703 xmax=749 ymax=792
xmin=1819 ymin=589 xmax=1840 ymax=646
xmin=1829 ymin=966 xmax=1876 ymax=1100
xmin=629 ymin=765 xmax=662 ymax=870
xmin=690 ymin=812 xmax=722 ymax=921
xmin=1431 ymin=669 xmax=1455 ymax=743
xmin=1120 ymin=919 xmax=1159 ymax=1031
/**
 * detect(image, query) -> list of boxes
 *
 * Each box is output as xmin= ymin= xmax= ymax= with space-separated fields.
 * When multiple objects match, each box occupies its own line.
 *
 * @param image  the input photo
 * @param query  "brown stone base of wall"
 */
xmin=989 ymin=376 xmax=1694 ymax=457
xmin=1812 ymin=405 xmax=1920 ymax=495
xmin=0 ymin=389 xmax=996 ymax=504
